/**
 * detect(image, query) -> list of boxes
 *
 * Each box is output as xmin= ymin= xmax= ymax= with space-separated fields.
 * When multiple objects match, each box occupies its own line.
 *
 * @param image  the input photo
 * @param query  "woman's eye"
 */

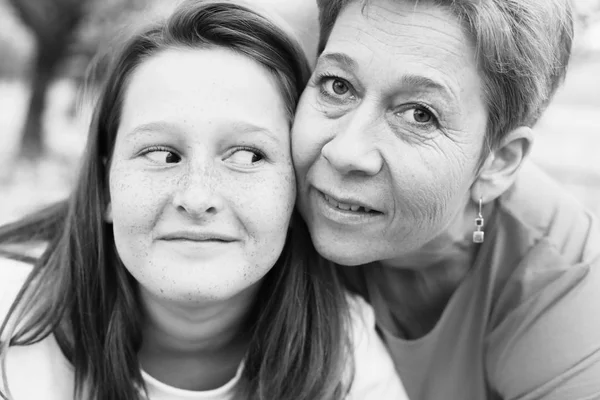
xmin=330 ymin=79 xmax=349 ymax=95
xmin=144 ymin=149 xmax=181 ymax=164
xmin=397 ymin=105 xmax=437 ymax=127
xmin=320 ymin=76 xmax=355 ymax=101
xmin=227 ymin=149 xmax=264 ymax=166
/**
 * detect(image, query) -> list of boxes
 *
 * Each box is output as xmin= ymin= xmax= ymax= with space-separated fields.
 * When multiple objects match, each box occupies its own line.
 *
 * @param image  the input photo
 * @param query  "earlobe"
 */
xmin=471 ymin=126 xmax=534 ymax=203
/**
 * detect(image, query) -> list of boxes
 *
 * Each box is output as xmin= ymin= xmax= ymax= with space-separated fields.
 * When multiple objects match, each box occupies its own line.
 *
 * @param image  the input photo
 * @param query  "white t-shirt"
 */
xmin=0 ymin=258 xmax=408 ymax=400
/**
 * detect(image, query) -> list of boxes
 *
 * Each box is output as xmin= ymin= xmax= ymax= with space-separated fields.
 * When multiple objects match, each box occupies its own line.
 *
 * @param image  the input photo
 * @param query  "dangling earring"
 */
xmin=473 ymin=197 xmax=484 ymax=243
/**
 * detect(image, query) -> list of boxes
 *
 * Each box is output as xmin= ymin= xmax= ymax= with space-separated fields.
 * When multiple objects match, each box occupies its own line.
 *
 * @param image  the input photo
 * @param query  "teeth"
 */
xmin=325 ymin=194 xmax=338 ymax=208
xmin=324 ymin=194 xmax=371 ymax=213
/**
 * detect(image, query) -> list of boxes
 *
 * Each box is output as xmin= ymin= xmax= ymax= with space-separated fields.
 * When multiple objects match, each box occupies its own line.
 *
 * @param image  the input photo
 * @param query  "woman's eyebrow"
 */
xmin=125 ymin=121 xmax=281 ymax=142
xmin=317 ymin=52 xmax=358 ymax=71
xmin=317 ymin=52 xmax=458 ymax=104
xmin=225 ymin=121 xmax=282 ymax=144
xmin=396 ymin=74 xmax=458 ymax=104
xmin=125 ymin=121 xmax=183 ymax=140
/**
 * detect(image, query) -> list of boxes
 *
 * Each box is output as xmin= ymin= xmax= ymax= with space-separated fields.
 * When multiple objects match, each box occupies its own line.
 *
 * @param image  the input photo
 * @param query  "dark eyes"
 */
xmin=318 ymin=75 xmax=355 ymax=102
xmin=226 ymin=148 xmax=264 ymax=166
xmin=330 ymin=79 xmax=350 ymax=95
xmin=396 ymin=105 xmax=437 ymax=127
xmin=413 ymin=108 xmax=432 ymax=123
xmin=143 ymin=148 xmax=181 ymax=164
xmin=141 ymin=147 xmax=264 ymax=167
xmin=316 ymin=73 xmax=440 ymax=131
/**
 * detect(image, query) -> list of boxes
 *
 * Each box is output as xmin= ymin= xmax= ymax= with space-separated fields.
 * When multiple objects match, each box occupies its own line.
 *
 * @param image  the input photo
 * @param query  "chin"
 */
xmin=312 ymin=235 xmax=372 ymax=267
xmin=155 ymin=286 xmax=245 ymax=304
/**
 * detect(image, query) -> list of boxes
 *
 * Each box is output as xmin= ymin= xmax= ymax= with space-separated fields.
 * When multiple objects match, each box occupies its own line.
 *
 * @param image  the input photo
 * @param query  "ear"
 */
xmin=471 ymin=126 xmax=533 ymax=203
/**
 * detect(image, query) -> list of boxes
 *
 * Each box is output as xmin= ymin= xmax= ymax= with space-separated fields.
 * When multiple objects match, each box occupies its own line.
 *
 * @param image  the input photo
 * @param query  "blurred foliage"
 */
xmin=0 ymin=0 xmax=149 ymax=81
xmin=0 ymin=0 xmax=148 ymax=159
xmin=0 ymin=0 xmax=31 ymax=79
xmin=5 ymin=0 xmax=90 ymax=158
xmin=576 ymin=0 xmax=600 ymax=24
xmin=68 ymin=0 xmax=149 ymax=83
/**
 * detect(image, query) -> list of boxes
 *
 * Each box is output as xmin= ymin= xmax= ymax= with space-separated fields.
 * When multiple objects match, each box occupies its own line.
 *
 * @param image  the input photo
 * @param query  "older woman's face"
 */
xmin=292 ymin=0 xmax=488 ymax=266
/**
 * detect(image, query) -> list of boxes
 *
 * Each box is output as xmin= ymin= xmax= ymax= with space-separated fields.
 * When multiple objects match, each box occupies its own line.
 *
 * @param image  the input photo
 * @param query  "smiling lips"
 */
xmin=322 ymin=193 xmax=381 ymax=214
xmin=159 ymin=230 xmax=238 ymax=242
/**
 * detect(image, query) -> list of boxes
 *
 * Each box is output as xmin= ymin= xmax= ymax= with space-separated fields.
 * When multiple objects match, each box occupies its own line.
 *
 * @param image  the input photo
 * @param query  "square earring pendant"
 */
xmin=473 ymin=230 xmax=484 ymax=243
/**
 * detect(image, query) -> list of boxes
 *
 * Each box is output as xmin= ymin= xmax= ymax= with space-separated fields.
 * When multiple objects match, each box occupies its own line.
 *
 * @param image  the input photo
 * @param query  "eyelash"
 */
xmin=139 ymin=145 xmax=176 ymax=156
xmin=400 ymin=103 xmax=440 ymax=126
xmin=139 ymin=146 xmax=266 ymax=157
xmin=315 ymin=72 xmax=355 ymax=102
xmin=314 ymin=72 xmax=442 ymax=136
xmin=231 ymin=146 xmax=267 ymax=162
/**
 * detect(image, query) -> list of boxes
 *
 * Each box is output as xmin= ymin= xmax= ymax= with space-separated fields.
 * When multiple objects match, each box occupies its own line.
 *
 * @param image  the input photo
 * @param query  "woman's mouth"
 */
xmin=322 ymin=193 xmax=382 ymax=215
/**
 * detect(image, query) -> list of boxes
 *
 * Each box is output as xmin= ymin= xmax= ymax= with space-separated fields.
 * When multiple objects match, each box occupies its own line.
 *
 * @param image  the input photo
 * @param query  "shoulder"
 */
xmin=485 ymin=238 xmax=600 ymax=398
xmin=0 ymin=257 xmax=33 ymax=326
xmin=0 ymin=258 xmax=75 ymax=400
xmin=499 ymin=160 xmax=600 ymax=264
xmin=479 ymin=163 xmax=600 ymax=398
xmin=487 ymin=160 xmax=600 ymax=337
xmin=344 ymin=293 xmax=409 ymax=400
xmin=345 ymin=293 xmax=376 ymax=335
xmin=344 ymin=293 xmax=389 ymax=355
xmin=344 ymin=294 xmax=379 ymax=363
xmin=488 ymin=160 xmax=600 ymax=339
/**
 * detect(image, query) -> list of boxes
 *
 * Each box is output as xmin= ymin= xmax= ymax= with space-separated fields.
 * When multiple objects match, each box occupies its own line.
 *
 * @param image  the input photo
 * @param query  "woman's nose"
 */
xmin=172 ymin=166 xmax=225 ymax=218
xmin=321 ymin=113 xmax=383 ymax=176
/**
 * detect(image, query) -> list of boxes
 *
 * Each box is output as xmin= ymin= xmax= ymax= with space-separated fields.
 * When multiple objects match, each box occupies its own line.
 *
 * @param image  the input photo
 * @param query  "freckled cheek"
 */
xmin=234 ymin=171 xmax=296 ymax=244
xmin=109 ymin=169 xmax=170 ymax=232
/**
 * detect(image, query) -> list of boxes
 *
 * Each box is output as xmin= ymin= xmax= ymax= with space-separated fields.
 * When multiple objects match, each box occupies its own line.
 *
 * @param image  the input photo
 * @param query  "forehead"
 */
xmin=325 ymin=0 xmax=481 ymax=96
xmin=119 ymin=47 xmax=289 ymax=137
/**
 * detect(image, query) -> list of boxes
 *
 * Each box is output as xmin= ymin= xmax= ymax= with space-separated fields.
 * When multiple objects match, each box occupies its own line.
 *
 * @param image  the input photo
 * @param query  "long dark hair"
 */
xmin=0 ymin=1 xmax=352 ymax=399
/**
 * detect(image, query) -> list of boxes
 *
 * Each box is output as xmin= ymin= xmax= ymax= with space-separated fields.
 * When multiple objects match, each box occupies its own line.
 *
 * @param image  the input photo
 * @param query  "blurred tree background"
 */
xmin=0 ymin=0 xmax=598 ymax=225
xmin=0 ymin=0 xmax=146 ymax=160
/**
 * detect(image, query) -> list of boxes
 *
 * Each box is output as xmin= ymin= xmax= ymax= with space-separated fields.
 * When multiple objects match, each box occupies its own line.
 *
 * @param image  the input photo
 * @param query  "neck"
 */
xmin=376 ymin=201 xmax=492 ymax=338
xmin=138 ymin=282 xmax=261 ymax=391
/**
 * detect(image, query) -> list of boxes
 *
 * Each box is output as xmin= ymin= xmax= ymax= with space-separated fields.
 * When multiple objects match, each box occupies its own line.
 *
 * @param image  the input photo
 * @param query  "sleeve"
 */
xmin=486 ymin=249 xmax=600 ymax=400
xmin=345 ymin=294 xmax=410 ymax=400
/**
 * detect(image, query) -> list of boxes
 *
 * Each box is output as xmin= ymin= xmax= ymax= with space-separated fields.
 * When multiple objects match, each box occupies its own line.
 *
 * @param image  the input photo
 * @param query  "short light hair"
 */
xmin=317 ymin=0 xmax=574 ymax=151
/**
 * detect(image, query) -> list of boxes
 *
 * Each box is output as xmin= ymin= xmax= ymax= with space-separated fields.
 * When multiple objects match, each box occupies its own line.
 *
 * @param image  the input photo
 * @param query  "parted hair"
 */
xmin=316 ymin=0 xmax=574 ymax=151
xmin=0 ymin=1 xmax=352 ymax=399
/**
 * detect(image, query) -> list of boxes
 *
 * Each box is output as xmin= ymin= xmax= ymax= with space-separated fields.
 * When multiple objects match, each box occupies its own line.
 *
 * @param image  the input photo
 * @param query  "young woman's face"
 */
xmin=107 ymin=48 xmax=295 ymax=303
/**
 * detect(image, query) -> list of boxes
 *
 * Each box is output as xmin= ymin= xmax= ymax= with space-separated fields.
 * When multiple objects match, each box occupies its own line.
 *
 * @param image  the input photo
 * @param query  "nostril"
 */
xmin=173 ymin=189 xmax=222 ymax=217
xmin=322 ymin=140 xmax=383 ymax=176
